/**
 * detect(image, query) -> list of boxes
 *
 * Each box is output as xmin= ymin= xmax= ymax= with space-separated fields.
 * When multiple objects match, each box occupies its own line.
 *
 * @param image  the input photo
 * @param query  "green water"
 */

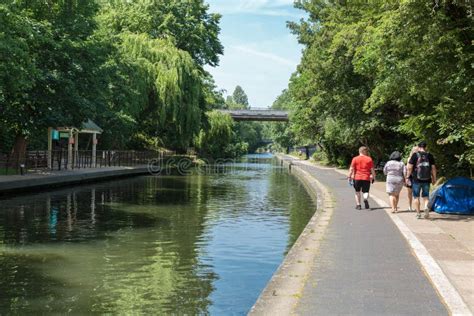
xmin=0 ymin=155 xmax=315 ymax=314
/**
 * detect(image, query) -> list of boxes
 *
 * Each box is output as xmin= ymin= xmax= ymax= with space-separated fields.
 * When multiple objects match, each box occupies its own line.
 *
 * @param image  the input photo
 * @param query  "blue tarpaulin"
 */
xmin=429 ymin=177 xmax=474 ymax=215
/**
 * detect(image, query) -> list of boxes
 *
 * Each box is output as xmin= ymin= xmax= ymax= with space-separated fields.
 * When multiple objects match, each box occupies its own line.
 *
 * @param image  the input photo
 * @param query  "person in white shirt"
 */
xmin=384 ymin=151 xmax=406 ymax=213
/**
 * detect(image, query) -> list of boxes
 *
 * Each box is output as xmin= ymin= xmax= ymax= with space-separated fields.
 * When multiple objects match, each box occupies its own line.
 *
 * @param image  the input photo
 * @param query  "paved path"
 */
xmin=332 ymin=164 xmax=473 ymax=314
xmin=0 ymin=166 xmax=150 ymax=195
xmin=286 ymin=158 xmax=448 ymax=315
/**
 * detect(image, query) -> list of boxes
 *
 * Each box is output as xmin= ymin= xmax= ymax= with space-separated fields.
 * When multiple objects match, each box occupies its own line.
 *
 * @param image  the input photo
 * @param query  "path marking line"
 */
xmin=370 ymin=195 xmax=472 ymax=316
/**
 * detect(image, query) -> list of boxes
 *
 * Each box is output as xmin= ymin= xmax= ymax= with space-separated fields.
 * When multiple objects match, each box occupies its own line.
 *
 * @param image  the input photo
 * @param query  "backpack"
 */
xmin=415 ymin=152 xmax=431 ymax=181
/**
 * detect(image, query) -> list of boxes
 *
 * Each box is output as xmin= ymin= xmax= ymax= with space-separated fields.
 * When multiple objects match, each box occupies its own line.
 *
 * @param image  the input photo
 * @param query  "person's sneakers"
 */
xmin=424 ymin=208 xmax=430 ymax=219
xmin=416 ymin=213 xmax=422 ymax=219
xmin=355 ymin=205 xmax=362 ymax=210
xmin=364 ymin=199 xmax=370 ymax=209
xmin=408 ymin=206 xmax=413 ymax=212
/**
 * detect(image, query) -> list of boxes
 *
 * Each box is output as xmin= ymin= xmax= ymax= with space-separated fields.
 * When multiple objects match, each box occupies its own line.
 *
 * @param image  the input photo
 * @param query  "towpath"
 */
xmin=285 ymin=157 xmax=454 ymax=315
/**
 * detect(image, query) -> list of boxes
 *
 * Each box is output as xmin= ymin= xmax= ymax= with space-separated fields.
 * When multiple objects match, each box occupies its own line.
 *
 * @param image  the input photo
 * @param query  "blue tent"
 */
xmin=429 ymin=177 xmax=474 ymax=215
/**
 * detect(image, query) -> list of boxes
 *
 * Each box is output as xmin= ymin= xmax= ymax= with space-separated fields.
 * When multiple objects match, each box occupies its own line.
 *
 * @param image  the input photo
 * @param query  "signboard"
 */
xmin=52 ymin=129 xmax=59 ymax=140
xmin=59 ymin=132 xmax=69 ymax=139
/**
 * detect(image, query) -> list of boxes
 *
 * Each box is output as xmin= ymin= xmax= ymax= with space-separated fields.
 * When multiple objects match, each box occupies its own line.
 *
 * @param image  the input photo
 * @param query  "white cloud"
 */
xmin=204 ymin=0 xmax=304 ymax=106
xmin=233 ymin=45 xmax=296 ymax=68
xmin=238 ymin=0 xmax=294 ymax=10
xmin=207 ymin=0 xmax=304 ymax=18
xmin=206 ymin=41 xmax=299 ymax=106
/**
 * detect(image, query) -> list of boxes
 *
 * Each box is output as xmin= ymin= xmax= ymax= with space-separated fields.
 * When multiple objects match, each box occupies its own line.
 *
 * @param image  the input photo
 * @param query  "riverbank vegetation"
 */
xmin=195 ymin=86 xmax=267 ymax=158
xmin=0 ymin=0 xmax=224 ymax=155
xmin=0 ymin=0 xmax=271 ymax=160
xmin=270 ymin=0 xmax=473 ymax=176
xmin=3 ymin=1 xmax=469 ymax=170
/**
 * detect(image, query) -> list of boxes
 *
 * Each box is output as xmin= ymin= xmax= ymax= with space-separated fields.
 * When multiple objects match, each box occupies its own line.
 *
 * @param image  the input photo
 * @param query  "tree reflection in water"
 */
xmin=0 ymin=158 xmax=315 ymax=314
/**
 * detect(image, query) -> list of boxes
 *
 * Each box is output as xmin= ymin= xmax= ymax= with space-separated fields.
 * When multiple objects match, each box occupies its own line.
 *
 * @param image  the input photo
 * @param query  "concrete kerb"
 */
xmin=249 ymin=155 xmax=335 ymax=315
xmin=0 ymin=167 xmax=150 ymax=195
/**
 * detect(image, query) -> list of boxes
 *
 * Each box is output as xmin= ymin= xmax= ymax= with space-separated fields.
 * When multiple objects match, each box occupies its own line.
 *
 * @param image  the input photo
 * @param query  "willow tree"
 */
xmin=96 ymin=0 xmax=222 ymax=151
xmin=123 ymin=34 xmax=204 ymax=150
xmin=98 ymin=0 xmax=223 ymax=67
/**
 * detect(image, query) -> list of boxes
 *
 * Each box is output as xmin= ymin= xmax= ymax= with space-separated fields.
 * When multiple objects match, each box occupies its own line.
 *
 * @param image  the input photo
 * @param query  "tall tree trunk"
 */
xmin=11 ymin=134 xmax=27 ymax=169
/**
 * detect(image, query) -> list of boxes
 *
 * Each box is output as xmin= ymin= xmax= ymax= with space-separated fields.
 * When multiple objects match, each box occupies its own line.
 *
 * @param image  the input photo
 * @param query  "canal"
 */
xmin=0 ymin=154 xmax=315 ymax=314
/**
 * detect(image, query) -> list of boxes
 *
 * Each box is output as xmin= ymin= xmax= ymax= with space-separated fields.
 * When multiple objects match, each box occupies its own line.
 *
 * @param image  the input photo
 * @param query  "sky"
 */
xmin=204 ymin=0 xmax=305 ymax=108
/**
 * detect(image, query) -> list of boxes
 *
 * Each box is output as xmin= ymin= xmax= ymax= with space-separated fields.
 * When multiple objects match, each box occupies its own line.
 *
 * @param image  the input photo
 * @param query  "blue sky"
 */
xmin=204 ymin=0 xmax=305 ymax=108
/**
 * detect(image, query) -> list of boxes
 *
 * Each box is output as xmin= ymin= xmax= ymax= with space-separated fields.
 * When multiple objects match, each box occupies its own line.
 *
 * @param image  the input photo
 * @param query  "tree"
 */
xmin=0 ymin=1 xmax=107 ymax=157
xmin=95 ymin=0 xmax=224 ymax=151
xmin=120 ymin=33 xmax=205 ymax=151
xmin=195 ymin=111 xmax=247 ymax=158
xmin=225 ymin=85 xmax=267 ymax=152
xmin=202 ymin=75 xmax=226 ymax=110
xmin=0 ymin=0 xmax=225 ymax=156
xmin=286 ymin=0 xmax=473 ymax=174
xmin=231 ymin=85 xmax=249 ymax=109
xmin=235 ymin=122 xmax=263 ymax=153
xmin=97 ymin=0 xmax=223 ymax=67
xmin=352 ymin=1 xmax=473 ymax=173
xmin=0 ymin=4 xmax=39 ymax=153
xmin=268 ymin=90 xmax=297 ymax=152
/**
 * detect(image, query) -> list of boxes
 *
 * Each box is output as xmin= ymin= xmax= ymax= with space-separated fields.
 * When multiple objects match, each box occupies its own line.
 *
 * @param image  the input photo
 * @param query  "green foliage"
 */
xmin=287 ymin=0 xmax=473 ymax=175
xmin=0 ymin=1 xmax=106 ymax=150
xmin=235 ymin=121 xmax=263 ymax=153
xmin=231 ymin=85 xmax=249 ymax=109
xmin=195 ymin=111 xmax=247 ymax=158
xmin=98 ymin=0 xmax=223 ymax=67
xmin=119 ymin=33 xmax=204 ymax=150
xmin=0 ymin=0 xmax=224 ymax=155
xmin=267 ymin=90 xmax=297 ymax=151
xmin=202 ymin=75 xmax=226 ymax=110
xmin=221 ymin=85 xmax=267 ymax=154
xmin=94 ymin=0 xmax=224 ymax=152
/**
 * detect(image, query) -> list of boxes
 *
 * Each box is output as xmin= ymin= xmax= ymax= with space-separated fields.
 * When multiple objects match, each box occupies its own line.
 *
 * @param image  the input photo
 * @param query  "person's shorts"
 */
xmin=354 ymin=180 xmax=370 ymax=193
xmin=405 ymin=175 xmax=413 ymax=189
xmin=412 ymin=182 xmax=430 ymax=198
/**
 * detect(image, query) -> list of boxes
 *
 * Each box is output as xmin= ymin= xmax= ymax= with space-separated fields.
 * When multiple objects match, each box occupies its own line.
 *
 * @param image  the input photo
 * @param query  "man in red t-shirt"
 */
xmin=348 ymin=146 xmax=376 ymax=209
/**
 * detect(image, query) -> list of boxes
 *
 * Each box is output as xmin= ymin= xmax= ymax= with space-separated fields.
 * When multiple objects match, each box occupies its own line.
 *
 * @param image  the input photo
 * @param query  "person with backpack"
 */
xmin=405 ymin=145 xmax=419 ymax=211
xmin=406 ymin=141 xmax=437 ymax=219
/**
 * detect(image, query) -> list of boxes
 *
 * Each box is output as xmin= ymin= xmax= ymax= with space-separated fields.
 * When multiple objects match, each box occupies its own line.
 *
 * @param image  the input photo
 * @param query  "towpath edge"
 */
xmin=249 ymin=154 xmax=335 ymax=315
xmin=251 ymin=155 xmax=451 ymax=316
xmin=0 ymin=166 xmax=150 ymax=195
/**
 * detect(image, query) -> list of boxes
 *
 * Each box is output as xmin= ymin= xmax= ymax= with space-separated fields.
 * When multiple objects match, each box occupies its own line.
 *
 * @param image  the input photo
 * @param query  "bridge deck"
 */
xmin=218 ymin=108 xmax=289 ymax=122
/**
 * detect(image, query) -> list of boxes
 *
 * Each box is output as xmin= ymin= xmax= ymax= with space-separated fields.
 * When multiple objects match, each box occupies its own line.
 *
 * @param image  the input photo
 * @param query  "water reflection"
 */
xmin=0 ymin=157 xmax=315 ymax=314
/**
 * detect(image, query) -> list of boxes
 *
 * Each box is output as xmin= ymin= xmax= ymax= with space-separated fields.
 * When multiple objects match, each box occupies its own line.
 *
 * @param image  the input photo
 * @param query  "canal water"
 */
xmin=0 ymin=155 xmax=315 ymax=314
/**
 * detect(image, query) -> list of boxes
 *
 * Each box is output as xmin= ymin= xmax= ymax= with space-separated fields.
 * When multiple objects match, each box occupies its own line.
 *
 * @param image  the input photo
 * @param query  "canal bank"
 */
xmin=252 ymin=155 xmax=452 ymax=315
xmin=0 ymin=166 xmax=150 ymax=195
xmin=250 ymin=155 xmax=336 ymax=315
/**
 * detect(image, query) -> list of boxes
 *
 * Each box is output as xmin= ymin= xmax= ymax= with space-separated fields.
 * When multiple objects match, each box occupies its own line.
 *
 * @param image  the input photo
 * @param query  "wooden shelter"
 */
xmin=47 ymin=119 xmax=103 ymax=169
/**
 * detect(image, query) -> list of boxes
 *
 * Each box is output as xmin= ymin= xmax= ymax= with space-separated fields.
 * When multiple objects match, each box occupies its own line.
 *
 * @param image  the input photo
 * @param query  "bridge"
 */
xmin=259 ymin=139 xmax=273 ymax=145
xmin=218 ymin=108 xmax=289 ymax=122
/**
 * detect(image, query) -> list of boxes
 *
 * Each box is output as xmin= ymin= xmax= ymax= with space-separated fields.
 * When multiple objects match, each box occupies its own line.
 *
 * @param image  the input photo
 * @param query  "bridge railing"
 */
xmin=220 ymin=107 xmax=287 ymax=112
xmin=246 ymin=107 xmax=271 ymax=111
